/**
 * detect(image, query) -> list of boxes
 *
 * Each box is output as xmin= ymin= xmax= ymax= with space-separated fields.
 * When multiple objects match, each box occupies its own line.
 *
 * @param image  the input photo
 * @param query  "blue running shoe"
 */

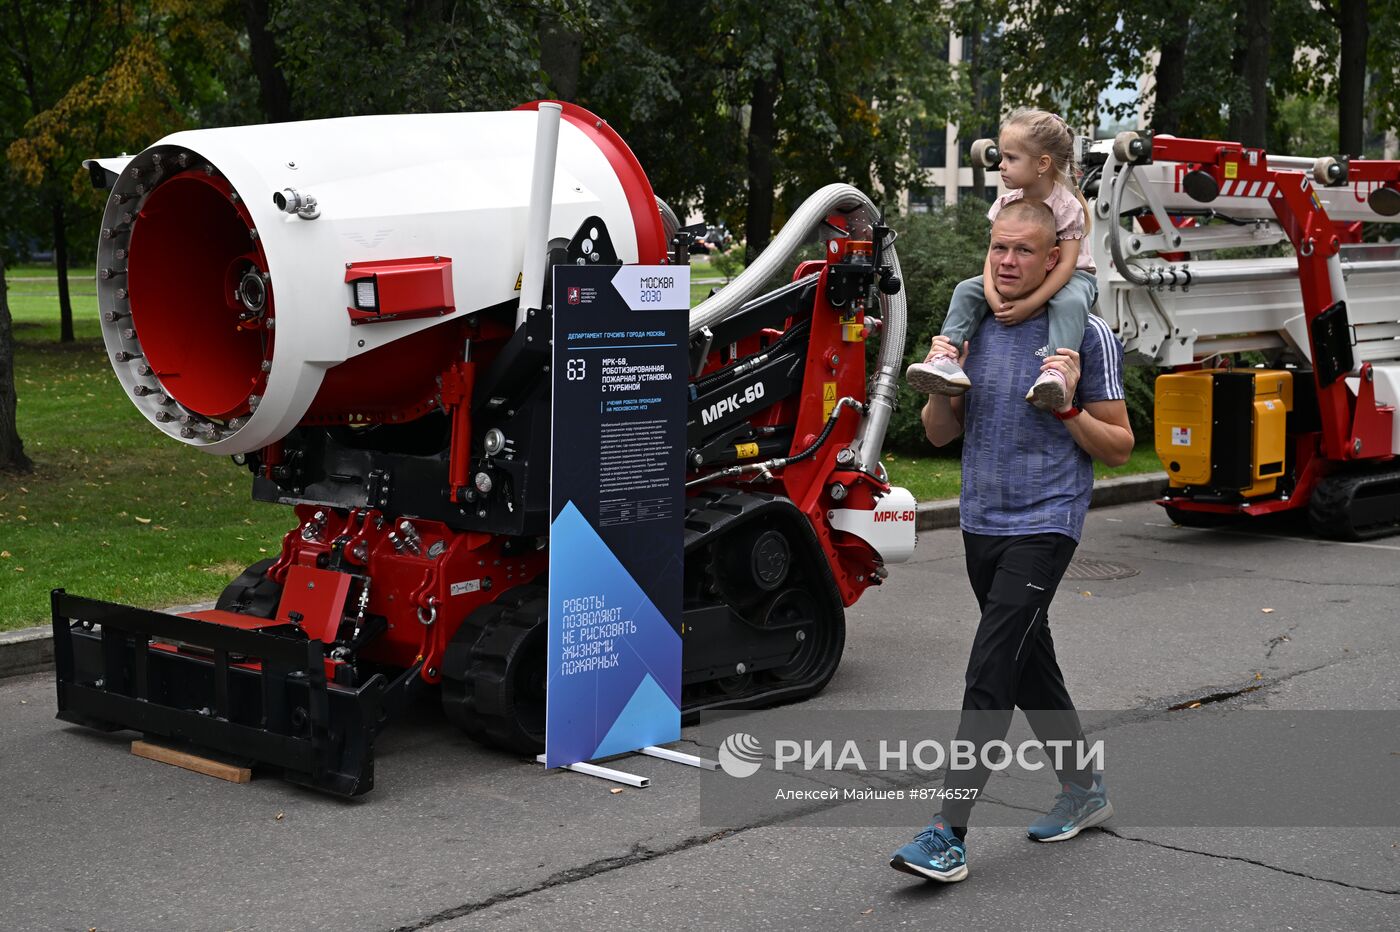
xmin=889 ymin=818 xmax=968 ymax=882
xmin=1027 ymin=772 xmax=1114 ymax=842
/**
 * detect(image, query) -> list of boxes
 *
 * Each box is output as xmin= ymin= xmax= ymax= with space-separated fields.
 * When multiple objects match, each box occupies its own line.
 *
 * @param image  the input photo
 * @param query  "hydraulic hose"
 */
xmin=655 ymin=196 xmax=680 ymax=245
xmin=850 ymin=231 xmax=905 ymax=475
xmin=1108 ymin=162 xmax=1153 ymax=287
xmin=685 ymin=396 xmax=863 ymax=489
xmin=689 ymin=183 xmax=906 ymax=476
xmin=690 ymin=183 xmax=876 ymax=334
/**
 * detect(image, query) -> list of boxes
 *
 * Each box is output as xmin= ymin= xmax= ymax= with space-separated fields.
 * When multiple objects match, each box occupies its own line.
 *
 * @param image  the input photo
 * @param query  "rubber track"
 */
xmin=679 ymin=488 xmax=847 ymax=716
xmin=440 ymin=586 xmax=548 ymax=754
xmin=1308 ymin=464 xmax=1400 ymax=540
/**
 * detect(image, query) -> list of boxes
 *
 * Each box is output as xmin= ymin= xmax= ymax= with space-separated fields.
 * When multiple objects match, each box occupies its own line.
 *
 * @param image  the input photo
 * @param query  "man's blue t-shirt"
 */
xmin=959 ymin=313 xmax=1125 ymax=542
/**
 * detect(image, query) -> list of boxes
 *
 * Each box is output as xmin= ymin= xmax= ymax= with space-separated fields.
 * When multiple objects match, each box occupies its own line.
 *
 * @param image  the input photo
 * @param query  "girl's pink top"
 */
xmin=988 ymin=182 xmax=1096 ymax=273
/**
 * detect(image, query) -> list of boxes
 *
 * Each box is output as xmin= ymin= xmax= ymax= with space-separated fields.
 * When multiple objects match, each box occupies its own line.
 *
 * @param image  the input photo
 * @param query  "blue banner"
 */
xmin=546 ymin=263 xmax=689 ymax=768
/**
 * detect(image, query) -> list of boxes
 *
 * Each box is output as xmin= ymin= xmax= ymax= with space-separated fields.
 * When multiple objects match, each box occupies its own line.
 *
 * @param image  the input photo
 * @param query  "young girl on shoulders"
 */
xmin=907 ymin=107 xmax=1098 ymax=410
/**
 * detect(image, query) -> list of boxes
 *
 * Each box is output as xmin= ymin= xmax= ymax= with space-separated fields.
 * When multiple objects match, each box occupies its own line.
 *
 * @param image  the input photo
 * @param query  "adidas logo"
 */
xmin=1035 ymin=345 xmax=1050 ymax=358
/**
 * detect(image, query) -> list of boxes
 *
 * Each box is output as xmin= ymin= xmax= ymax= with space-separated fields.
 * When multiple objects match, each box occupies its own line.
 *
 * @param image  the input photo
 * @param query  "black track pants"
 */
xmin=940 ymin=531 xmax=1092 ymax=837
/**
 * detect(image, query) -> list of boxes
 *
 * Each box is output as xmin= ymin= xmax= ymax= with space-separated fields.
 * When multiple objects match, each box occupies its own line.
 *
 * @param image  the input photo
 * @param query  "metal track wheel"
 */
xmin=760 ymin=587 xmax=838 ymax=686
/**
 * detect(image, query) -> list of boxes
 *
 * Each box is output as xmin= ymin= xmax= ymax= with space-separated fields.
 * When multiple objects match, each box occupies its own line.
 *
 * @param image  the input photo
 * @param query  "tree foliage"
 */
xmin=571 ymin=1 xmax=959 ymax=258
xmin=1 ymin=1 xmax=246 ymax=340
xmin=949 ymin=0 xmax=1389 ymax=157
xmin=268 ymin=0 xmax=546 ymax=117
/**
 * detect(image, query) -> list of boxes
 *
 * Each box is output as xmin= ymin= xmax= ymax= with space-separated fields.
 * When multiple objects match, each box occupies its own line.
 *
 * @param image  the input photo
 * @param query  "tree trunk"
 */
xmin=967 ymin=26 xmax=987 ymax=201
xmin=52 ymin=199 xmax=74 ymax=344
xmin=1151 ymin=19 xmax=1191 ymax=136
xmin=744 ymin=69 xmax=778 ymax=263
xmin=1337 ymin=0 xmax=1369 ymax=156
xmin=0 ymin=258 xmax=34 ymax=474
xmin=244 ymin=0 xmax=296 ymax=122
xmin=1228 ymin=0 xmax=1270 ymax=148
xmin=540 ymin=19 xmax=583 ymax=102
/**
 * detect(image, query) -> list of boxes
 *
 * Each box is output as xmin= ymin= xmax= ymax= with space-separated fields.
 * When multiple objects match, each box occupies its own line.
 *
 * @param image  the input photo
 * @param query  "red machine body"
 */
xmin=54 ymin=103 xmax=914 ymax=796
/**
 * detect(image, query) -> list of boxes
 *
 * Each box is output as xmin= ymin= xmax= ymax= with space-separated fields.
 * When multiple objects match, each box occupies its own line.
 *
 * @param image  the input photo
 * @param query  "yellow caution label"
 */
xmin=1224 ymin=161 xmax=1238 ymax=179
xmin=822 ymin=382 xmax=837 ymax=419
xmin=514 ymin=272 xmax=522 ymax=291
xmin=734 ymin=442 xmax=759 ymax=459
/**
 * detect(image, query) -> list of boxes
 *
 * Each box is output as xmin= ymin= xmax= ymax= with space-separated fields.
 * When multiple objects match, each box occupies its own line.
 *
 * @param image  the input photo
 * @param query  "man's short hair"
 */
xmin=993 ymin=199 xmax=1057 ymax=250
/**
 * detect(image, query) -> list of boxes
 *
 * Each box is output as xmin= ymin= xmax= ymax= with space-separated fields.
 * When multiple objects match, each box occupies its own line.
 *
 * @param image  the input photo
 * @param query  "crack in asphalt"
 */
xmin=390 ymin=654 xmax=1381 ymax=928
xmin=1166 ymin=683 xmax=1262 ymax=710
xmin=1144 ymin=655 xmax=1355 ymax=716
xmin=1240 ymin=575 xmax=1400 ymax=590
xmin=1098 ymin=828 xmax=1400 ymax=896
xmin=383 ymin=830 xmax=748 ymax=931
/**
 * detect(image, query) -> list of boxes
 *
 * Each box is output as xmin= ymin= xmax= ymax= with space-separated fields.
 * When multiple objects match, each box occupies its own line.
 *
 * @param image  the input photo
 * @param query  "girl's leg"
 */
xmin=906 ymin=276 xmax=985 ymax=396
xmin=1027 ymin=271 xmax=1098 ymax=410
xmin=1045 ymin=271 xmax=1097 ymax=356
xmin=939 ymin=276 xmax=991 ymax=348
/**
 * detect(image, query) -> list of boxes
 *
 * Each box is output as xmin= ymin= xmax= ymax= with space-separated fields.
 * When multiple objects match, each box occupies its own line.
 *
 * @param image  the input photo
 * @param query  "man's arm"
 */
xmin=1061 ymin=399 xmax=1134 ymax=466
xmin=919 ymin=334 xmax=968 ymax=446
xmin=921 ymin=393 xmax=965 ymax=446
xmin=1040 ymin=343 xmax=1135 ymax=466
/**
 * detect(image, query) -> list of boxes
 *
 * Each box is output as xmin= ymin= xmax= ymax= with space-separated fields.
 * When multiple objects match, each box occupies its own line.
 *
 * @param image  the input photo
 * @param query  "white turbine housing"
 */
xmin=86 ymin=105 xmax=666 ymax=455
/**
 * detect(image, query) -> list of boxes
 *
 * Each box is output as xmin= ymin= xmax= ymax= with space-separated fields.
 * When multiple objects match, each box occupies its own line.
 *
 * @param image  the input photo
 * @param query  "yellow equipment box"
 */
xmin=1155 ymin=369 xmax=1292 ymax=498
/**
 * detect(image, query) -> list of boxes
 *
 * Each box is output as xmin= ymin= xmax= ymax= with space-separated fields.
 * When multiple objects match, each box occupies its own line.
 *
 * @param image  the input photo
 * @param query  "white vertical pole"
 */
xmin=518 ymin=101 xmax=564 ymax=329
xmin=944 ymin=28 xmax=962 ymax=206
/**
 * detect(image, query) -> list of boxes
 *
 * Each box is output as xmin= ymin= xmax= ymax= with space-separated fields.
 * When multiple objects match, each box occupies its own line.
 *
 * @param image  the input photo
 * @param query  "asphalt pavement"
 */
xmin=2 ymin=499 xmax=1397 ymax=931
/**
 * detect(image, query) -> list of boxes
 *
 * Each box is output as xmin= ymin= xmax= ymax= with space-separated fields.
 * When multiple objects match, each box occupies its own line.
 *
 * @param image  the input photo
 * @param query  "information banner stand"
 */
xmin=544 ymin=263 xmax=690 ymax=773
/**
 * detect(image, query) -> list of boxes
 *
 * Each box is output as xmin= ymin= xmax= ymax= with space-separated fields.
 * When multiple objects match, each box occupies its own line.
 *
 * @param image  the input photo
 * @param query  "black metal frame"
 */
xmin=51 ymin=590 xmax=387 ymax=796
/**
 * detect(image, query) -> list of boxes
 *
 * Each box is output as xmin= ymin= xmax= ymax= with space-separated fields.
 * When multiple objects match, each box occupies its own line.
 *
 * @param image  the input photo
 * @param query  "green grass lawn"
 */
xmin=688 ymin=253 xmax=729 ymax=306
xmin=2 ymin=265 xmax=291 ymax=631
xmin=883 ymin=445 xmax=1163 ymax=503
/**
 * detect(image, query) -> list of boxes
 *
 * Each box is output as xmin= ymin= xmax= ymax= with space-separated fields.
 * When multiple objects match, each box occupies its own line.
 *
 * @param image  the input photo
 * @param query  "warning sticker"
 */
xmin=1171 ymin=426 xmax=1192 ymax=447
xmin=822 ymin=382 xmax=838 ymax=419
xmin=514 ymin=272 xmax=522 ymax=291
xmin=734 ymin=442 xmax=759 ymax=459
xmin=1224 ymin=161 xmax=1238 ymax=179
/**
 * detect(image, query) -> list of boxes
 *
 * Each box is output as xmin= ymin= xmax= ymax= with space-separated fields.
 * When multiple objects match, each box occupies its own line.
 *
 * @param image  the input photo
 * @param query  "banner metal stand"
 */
xmin=536 ymin=743 xmax=718 ymax=786
xmin=535 ymin=754 xmax=650 ymax=788
xmin=639 ymin=745 xmax=718 ymax=770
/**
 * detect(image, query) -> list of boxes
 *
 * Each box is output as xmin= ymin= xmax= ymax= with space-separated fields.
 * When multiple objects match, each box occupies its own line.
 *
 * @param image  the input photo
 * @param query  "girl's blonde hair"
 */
xmin=1001 ymin=107 xmax=1090 ymax=235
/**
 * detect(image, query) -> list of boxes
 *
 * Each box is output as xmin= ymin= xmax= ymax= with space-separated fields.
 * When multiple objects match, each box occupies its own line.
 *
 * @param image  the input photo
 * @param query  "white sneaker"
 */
xmin=1027 ymin=368 xmax=1069 ymax=411
xmin=906 ymin=355 xmax=971 ymax=396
